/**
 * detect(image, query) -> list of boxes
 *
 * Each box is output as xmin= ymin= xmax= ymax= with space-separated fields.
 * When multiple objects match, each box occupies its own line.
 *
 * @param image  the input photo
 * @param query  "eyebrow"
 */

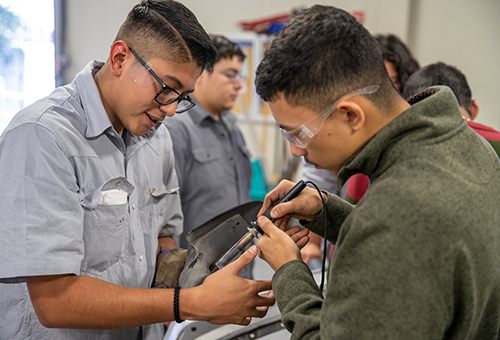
xmin=164 ymin=75 xmax=195 ymax=94
xmin=219 ymin=68 xmax=240 ymax=74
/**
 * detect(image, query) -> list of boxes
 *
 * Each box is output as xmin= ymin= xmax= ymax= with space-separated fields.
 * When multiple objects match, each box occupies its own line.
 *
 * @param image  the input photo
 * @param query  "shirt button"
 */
xmin=160 ymin=208 xmax=164 ymax=215
xmin=132 ymin=203 xmax=136 ymax=210
xmin=139 ymin=255 xmax=143 ymax=261
xmin=115 ymin=180 xmax=121 ymax=186
xmin=120 ymin=217 xmax=124 ymax=223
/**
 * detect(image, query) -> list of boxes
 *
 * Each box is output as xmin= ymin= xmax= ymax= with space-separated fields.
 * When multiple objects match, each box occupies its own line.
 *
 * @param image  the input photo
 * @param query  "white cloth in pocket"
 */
xmin=99 ymin=189 xmax=128 ymax=205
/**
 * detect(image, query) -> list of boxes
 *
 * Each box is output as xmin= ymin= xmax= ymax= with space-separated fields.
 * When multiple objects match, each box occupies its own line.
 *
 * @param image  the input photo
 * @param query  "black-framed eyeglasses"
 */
xmin=129 ymin=48 xmax=195 ymax=113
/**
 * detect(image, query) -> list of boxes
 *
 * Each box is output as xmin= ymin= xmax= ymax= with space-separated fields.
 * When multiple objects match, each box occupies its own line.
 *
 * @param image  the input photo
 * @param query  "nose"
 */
xmin=159 ymin=102 xmax=178 ymax=118
xmin=234 ymin=78 xmax=243 ymax=91
xmin=289 ymin=142 xmax=306 ymax=157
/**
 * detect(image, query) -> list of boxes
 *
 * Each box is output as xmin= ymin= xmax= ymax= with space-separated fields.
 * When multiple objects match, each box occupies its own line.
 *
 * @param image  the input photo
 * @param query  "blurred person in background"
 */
xmin=165 ymin=34 xmax=255 ymax=279
xmin=402 ymin=61 xmax=500 ymax=156
xmin=375 ymin=34 xmax=420 ymax=93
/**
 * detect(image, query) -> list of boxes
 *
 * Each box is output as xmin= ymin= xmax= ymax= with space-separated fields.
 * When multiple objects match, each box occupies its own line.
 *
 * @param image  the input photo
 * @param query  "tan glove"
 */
xmin=153 ymin=248 xmax=187 ymax=288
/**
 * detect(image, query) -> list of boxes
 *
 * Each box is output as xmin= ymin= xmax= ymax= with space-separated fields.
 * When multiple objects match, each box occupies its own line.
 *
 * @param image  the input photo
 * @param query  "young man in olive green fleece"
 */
xmin=254 ymin=5 xmax=500 ymax=340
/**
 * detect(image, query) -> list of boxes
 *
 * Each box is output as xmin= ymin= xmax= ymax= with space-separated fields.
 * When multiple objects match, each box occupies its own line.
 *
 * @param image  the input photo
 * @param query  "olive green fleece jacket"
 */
xmin=273 ymin=87 xmax=500 ymax=339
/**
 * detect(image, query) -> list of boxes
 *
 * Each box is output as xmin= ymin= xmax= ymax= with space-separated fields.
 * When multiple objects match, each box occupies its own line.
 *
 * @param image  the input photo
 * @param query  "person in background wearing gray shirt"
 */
xmin=166 ymin=35 xmax=254 ymax=278
xmin=0 ymin=1 xmax=281 ymax=339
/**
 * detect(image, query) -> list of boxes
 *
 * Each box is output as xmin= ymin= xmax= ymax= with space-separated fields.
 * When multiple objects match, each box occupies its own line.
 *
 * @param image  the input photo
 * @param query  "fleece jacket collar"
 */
xmin=337 ymin=86 xmax=465 ymax=190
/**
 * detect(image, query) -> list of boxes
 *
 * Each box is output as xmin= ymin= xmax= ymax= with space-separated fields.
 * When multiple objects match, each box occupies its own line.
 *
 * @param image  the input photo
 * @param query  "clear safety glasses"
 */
xmin=280 ymin=85 xmax=380 ymax=149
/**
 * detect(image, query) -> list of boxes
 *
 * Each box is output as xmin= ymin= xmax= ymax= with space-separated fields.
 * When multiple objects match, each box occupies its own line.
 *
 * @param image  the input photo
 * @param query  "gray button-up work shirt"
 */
xmin=0 ymin=61 xmax=183 ymax=340
xmin=166 ymin=100 xmax=252 ymax=249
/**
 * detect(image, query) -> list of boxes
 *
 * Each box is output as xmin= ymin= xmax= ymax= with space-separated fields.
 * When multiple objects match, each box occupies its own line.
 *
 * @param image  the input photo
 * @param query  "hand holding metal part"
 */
xmin=256 ymin=178 xmax=329 ymax=273
xmin=211 ymin=180 xmax=308 ymax=272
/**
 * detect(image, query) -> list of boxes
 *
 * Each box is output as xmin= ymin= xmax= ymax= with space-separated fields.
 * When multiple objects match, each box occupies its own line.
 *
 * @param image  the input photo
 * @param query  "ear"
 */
xmin=469 ymin=99 xmax=479 ymax=121
xmin=336 ymin=101 xmax=366 ymax=132
xmin=108 ymin=41 xmax=129 ymax=77
xmin=195 ymin=69 xmax=209 ymax=87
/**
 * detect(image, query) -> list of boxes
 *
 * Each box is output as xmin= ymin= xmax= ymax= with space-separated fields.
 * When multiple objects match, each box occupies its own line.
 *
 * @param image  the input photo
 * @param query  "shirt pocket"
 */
xmin=80 ymin=177 xmax=134 ymax=273
xmin=191 ymin=147 xmax=223 ymax=187
xmin=140 ymin=184 xmax=181 ymax=236
xmin=192 ymin=147 xmax=219 ymax=163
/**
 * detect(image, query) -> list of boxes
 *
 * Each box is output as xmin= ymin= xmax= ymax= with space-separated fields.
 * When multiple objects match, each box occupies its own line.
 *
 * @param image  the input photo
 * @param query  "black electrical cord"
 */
xmin=304 ymin=181 xmax=328 ymax=294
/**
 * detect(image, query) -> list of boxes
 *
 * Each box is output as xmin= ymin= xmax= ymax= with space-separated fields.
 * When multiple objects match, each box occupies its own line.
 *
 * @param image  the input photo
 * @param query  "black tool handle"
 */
xmin=252 ymin=180 xmax=307 ymax=234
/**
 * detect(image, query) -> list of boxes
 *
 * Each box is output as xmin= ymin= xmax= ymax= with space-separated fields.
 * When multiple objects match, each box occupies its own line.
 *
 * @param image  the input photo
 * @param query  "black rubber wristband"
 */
xmin=174 ymin=287 xmax=184 ymax=323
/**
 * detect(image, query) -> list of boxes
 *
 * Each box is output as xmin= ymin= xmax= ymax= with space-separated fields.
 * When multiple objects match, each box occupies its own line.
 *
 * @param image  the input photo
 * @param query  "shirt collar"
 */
xmin=187 ymin=97 xmax=237 ymax=130
xmin=74 ymin=60 xmax=114 ymax=139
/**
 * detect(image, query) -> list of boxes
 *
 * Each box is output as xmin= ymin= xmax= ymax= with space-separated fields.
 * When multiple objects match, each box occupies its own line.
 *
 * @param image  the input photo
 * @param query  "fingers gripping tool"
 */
xmin=210 ymin=180 xmax=307 ymax=272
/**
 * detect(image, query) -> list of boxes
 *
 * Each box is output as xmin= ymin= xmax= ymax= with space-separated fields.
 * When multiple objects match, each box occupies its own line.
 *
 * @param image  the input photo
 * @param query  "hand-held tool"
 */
xmin=210 ymin=180 xmax=307 ymax=272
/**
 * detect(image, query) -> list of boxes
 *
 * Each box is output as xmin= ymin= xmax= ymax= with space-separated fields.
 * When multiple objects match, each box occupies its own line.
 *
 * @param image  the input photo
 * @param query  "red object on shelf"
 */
xmin=239 ymin=13 xmax=291 ymax=31
xmin=351 ymin=10 xmax=365 ymax=24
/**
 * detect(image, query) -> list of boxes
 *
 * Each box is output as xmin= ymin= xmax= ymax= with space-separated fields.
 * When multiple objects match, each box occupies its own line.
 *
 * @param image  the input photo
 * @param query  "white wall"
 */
xmin=180 ymin=0 xmax=410 ymax=37
xmin=65 ymin=0 xmax=410 ymax=82
xmin=407 ymin=0 xmax=500 ymax=130
xmin=65 ymin=0 xmax=137 ymax=78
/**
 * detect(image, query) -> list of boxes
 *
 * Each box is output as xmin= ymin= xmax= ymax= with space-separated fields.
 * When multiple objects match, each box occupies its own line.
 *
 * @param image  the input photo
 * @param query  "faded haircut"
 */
xmin=255 ymin=5 xmax=398 ymax=113
xmin=115 ymin=0 xmax=216 ymax=72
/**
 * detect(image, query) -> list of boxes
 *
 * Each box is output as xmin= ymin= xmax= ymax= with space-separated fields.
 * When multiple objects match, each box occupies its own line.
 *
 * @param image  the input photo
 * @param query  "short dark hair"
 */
xmin=115 ymin=0 xmax=216 ymax=72
xmin=210 ymin=35 xmax=246 ymax=64
xmin=402 ymin=62 xmax=473 ymax=112
xmin=255 ymin=5 xmax=397 ymax=112
xmin=374 ymin=34 xmax=420 ymax=92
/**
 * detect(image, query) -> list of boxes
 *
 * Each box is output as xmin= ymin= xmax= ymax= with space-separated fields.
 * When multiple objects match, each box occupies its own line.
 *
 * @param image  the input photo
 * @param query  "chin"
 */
xmin=226 ymin=99 xmax=237 ymax=109
xmin=131 ymin=126 xmax=151 ymax=137
xmin=224 ymin=104 xmax=235 ymax=111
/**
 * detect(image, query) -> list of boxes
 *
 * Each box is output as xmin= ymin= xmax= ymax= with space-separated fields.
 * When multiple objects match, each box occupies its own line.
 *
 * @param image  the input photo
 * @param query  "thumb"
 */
xmin=269 ymin=200 xmax=295 ymax=220
xmin=226 ymin=245 xmax=258 ymax=275
xmin=257 ymin=216 xmax=279 ymax=235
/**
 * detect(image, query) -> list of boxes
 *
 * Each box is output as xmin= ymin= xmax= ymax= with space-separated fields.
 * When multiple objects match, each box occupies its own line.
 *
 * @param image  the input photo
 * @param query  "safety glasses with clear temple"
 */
xmin=129 ymin=48 xmax=195 ymax=113
xmin=280 ymin=85 xmax=380 ymax=149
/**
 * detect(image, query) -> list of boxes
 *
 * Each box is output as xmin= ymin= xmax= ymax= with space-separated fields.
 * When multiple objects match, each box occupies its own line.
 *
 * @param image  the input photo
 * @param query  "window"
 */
xmin=0 ymin=0 xmax=55 ymax=134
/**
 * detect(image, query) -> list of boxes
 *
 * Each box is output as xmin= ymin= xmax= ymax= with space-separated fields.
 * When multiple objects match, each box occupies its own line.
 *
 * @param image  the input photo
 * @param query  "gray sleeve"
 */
xmin=0 ymin=123 xmax=84 ymax=282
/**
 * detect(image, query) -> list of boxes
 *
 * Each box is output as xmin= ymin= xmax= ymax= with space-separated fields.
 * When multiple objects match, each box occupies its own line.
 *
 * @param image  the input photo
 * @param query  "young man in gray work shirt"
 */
xmin=0 ymin=1 xmax=278 ymax=339
xmin=166 ymin=35 xmax=254 ymax=278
